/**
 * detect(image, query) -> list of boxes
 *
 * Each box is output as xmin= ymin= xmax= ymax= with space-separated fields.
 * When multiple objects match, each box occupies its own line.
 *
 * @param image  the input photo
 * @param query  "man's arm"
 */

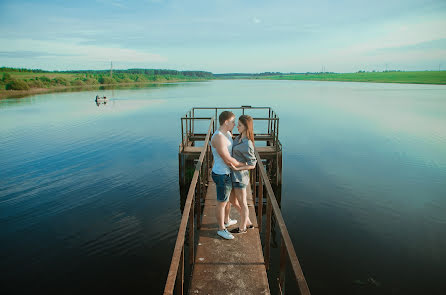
xmin=211 ymin=134 xmax=242 ymax=167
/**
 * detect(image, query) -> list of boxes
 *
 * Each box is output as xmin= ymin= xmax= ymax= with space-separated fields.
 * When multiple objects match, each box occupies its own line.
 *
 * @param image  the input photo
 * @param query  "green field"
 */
xmin=257 ymin=71 xmax=446 ymax=85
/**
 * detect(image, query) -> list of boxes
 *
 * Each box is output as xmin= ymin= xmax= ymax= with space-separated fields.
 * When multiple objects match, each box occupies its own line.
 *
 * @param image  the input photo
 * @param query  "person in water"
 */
xmin=229 ymin=115 xmax=256 ymax=234
xmin=210 ymin=111 xmax=252 ymax=240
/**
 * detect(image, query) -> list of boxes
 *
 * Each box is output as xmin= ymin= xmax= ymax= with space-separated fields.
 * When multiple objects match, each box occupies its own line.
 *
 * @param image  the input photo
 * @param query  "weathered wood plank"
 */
xmin=189 ymin=180 xmax=270 ymax=295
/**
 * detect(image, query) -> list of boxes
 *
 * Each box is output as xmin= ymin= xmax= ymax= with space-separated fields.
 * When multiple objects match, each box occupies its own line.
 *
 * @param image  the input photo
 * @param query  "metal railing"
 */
xmin=251 ymin=149 xmax=311 ymax=295
xmin=164 ymin=117 xmax=214 ymax=295
xmin=182 ymin=106 xmax=280 ymax=153
xmin=180 ymin=116 xmax=213 ymax=151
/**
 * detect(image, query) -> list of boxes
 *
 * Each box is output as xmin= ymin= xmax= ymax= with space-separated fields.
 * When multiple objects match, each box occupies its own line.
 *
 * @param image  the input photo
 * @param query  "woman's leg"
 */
xmin=241 ymin=188 xmax=250 ymax=230
xmin=235 ymin=187 xmax=249 ymax=230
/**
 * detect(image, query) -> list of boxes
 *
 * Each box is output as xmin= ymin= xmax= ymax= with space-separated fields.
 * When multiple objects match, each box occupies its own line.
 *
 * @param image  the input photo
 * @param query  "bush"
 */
xmin=27 ymin=79 xmax=45 ymax=88
xmin=38 ymin=76 xmax=51 ymax=83
xmin=135 ymin=75 xmax=147 ymax=82
xmin=83 ymin=78 xmax=99 ymax=85
xmin=2 ymin=72 xmax=11 ymax=82
xmin=119 ymin=77 xmax=133 ymax=83
xmin=6 ymin=79 xmax=30 ymax=90
xmin=98 ymin=76 xmax=116 ymax=84
xmin=52 ymin=77 xmax=70 ymax=86
xmin=71 ymin=79 xmax=85 ymax=86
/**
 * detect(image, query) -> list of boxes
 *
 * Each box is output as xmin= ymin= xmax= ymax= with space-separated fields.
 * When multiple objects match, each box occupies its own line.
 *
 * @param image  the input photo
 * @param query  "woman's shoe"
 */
xmin=247 ymin=224 xmax=254 ymax=229
xmin=230 ymin=227 xmax=247 ymax=234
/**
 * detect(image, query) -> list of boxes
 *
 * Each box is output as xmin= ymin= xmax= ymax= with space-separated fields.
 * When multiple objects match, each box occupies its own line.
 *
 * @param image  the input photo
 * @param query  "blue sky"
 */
xmin=0 ymin=0 xmax=445 ymax=73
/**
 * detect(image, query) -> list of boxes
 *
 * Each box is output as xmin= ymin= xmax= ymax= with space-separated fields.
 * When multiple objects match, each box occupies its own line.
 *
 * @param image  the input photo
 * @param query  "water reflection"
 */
xmin=1 ymin=80 xmax=445 ymax=294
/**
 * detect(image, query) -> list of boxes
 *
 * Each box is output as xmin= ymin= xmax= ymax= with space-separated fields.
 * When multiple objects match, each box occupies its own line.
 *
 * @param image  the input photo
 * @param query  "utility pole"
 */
xmin=110 ymin=61 xmax=113 ymax=77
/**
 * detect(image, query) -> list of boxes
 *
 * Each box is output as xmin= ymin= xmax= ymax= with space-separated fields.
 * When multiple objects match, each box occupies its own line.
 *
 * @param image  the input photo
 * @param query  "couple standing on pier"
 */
xmin=210 ymin=111 xmax=257 ymax=240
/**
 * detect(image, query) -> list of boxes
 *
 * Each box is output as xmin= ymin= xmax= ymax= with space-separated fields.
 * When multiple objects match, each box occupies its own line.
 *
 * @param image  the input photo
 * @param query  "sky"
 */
xmin=0 ymin=0 xmax=445 ymax=73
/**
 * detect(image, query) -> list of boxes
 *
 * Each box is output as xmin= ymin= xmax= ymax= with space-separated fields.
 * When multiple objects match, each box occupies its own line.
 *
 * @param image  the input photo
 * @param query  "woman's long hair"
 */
xmin=239 ymin=115 xmax=255 ymax=145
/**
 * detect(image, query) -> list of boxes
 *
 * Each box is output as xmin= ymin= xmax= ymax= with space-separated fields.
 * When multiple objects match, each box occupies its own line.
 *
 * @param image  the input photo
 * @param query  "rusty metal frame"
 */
xmin=164 ymin=117 xmax=214 ymax=295
xmin=254 ymin=149 xmax=311 ymax=295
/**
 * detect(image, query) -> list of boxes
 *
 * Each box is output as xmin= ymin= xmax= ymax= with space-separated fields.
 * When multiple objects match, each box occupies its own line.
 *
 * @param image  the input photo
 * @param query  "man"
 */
xmin=210 ymin=111 xmax=244 ymax=240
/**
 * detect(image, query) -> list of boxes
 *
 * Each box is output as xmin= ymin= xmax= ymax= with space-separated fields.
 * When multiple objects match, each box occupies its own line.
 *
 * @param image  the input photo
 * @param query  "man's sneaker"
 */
xmin=217 ymin=229 xmax=234 ymax=240
xmin=230 ymin=227 xmax=247 ymax=234
xmin=224 ymin=218 xmax=237 ymax=227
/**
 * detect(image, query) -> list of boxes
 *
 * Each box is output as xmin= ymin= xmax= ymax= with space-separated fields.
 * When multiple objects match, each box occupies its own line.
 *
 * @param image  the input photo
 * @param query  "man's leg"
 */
xmin=216 ymin=201 xmax=227 ymax=231
xmin=224 ymin=199 xmax=231 ymax=224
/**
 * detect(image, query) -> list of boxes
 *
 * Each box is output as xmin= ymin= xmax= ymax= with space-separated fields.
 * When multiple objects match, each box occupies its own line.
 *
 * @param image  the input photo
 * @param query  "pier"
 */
xmin=165 ymin=107 xmax=310 ymax=295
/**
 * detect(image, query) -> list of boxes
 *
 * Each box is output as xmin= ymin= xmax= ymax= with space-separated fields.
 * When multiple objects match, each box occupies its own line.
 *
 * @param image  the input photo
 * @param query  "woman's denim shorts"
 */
xmin=232 ymin=182 xmax=247 ymax=189
xmin=211 ymin=172 xmax=232 ymax=202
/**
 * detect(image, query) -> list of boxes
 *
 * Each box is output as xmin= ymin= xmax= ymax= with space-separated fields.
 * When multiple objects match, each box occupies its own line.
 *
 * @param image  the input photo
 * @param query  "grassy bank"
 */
xmin=0 ymin=67 xmax=213 ymax=99
xmin=0 ymin=80 xmax=199 ymax=99
xmin=217 ymin=71 xmax=446 ymax=85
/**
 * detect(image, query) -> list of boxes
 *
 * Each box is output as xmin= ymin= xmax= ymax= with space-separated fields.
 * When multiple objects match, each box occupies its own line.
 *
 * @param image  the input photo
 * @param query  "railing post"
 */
xmin=176 ymin=245 xmax=184 ymax=295
xmin=278 ymin=238 xmax=287 ymax=295
xmin=185 ymin=114 xmax=188 ymax=145
xmin=189 ymin=193 xmax=195 ymax=266
xmin=268 ymin=108 xmax=271 ymax=135
xmin=265 ymin=196 xmax=272 ymax=270
xmin=215 ymin=109 xmax=217 ymax=131
xmin=181 ymin=119 xmax=184 ymax=150
xmin=252 ymin=165 xmax=257 ymax=212
xmin=258 ymin=168 xmax=263 ymax=232
xmin=252 ymin=166 xmax=257 ymax=204
xmin=197 ymin=172 xmax=202 ymax=229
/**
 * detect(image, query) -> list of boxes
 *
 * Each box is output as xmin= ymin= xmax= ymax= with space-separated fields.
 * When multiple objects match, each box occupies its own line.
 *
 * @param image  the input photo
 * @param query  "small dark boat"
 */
xmin=95 ymin=95 xmax=108 ymax=102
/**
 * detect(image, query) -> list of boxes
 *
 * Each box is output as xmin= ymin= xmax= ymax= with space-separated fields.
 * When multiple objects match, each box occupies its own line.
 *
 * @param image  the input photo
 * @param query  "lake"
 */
xmin=1 ymin=80 xmax=445 ymax=294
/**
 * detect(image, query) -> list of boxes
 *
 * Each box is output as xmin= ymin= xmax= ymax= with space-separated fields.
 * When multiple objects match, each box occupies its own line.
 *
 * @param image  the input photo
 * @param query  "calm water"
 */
xmin=1 ymin=80 xmax=445 ymax=294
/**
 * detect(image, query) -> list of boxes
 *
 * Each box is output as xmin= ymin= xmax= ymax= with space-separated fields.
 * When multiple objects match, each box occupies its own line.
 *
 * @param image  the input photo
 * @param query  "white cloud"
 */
xmin=0 ymin=38 xmax=167 ymax=69
xmin=252 ymin=17 xmax=261 ymax=24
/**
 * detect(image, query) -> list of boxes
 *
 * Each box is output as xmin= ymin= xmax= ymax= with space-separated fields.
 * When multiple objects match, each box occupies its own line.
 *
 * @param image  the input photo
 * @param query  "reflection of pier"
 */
xmin=165 ymin=107 xmax=310 ymax=295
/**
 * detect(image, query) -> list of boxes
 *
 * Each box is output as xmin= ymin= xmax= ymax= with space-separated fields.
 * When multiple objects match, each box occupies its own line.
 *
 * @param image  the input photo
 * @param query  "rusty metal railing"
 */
xmin=187 ymin=106 xmax=280 ymax=152
xmin=164 ymin=117 xmax=214 ymax=295
xmin=252 ymin=149 xmax=311 ymax=295
xmin=180 ymin=116 xmax=213 ymax=152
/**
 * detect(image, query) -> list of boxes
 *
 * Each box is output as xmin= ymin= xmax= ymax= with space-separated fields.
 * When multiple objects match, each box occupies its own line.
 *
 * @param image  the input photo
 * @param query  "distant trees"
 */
xmin=1 ymin=67 xmax=213 ymax=92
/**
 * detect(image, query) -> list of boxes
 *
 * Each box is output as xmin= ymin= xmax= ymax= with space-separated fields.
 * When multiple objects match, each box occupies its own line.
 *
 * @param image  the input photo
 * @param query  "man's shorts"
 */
xmin=211 ymin=172 xmax=232 ymax=202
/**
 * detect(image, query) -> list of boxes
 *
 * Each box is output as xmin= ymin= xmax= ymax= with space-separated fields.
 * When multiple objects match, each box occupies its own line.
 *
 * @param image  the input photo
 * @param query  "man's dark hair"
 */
xmin=219 ymin=111 xmax=235 ymax=126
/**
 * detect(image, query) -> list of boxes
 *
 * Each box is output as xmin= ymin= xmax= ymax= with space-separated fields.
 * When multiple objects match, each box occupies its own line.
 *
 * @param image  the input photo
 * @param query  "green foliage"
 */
xmin=83 ymin=78 xmax=99 ymax=85
xmin=27 ymin=79 xmax=45 ymax=88
xmin=1 ymin=67 xmax=213 ymax=94
xmin=71 ymin=79 xmax=85 ymax=86
xmin=38 ymin=76 xmax=51 ymax=83
xmin=2 ymin=73 xmax=12 ymax=81
xmin=135 ymin=75 xmax=147 ymax=82
xmin=52 ymin=77 xmax=70 ymax=86
xmin=6 ymin=79 xmax=30 ymax=90
xmin=98 ymin=76 xmax=117 ymax=84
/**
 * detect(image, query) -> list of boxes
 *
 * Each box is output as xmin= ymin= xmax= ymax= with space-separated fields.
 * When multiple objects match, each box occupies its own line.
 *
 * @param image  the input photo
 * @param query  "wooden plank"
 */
xmin=189 ymin=179 xmax=270 ymax=295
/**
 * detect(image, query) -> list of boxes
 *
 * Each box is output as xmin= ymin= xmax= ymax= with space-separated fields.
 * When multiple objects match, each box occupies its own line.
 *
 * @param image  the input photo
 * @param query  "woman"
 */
xmin=229 ymin=115 xmax=257 ymax=234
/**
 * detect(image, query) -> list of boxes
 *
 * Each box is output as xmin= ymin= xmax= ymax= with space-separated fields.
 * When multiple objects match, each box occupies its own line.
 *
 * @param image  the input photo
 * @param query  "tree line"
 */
xmin=0 ymin=67 xmax=214 ymax=90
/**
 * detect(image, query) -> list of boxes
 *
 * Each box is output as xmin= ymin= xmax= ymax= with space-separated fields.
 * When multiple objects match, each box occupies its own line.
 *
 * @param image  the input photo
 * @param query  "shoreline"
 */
xmin=0 ymin=79 xmax=208 ymax=99
xmin=218 ymin=77 xmax=446 ymax=85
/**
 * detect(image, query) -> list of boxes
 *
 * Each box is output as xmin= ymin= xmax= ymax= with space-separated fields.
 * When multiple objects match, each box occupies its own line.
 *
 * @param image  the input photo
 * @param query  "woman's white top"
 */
xmin=211 ymin=130 xmax=233 ymax=175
